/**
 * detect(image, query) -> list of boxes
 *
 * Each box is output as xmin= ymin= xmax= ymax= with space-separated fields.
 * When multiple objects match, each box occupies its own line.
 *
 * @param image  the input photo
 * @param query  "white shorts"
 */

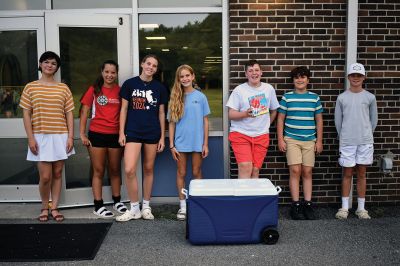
xmin=27 ymin=133 xmax=75 ymax=162
xmin=338 ymin=144 xmax=374 ymax=167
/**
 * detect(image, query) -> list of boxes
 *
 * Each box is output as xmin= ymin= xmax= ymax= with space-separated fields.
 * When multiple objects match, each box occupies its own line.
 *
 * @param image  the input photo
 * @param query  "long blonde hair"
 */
xmin=169 ymin=65 xmax=195 ymax=122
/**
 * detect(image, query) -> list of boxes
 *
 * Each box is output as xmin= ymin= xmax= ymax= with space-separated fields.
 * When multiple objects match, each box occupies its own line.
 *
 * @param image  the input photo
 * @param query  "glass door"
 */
xmin=0 ymin=17 xmax=45 ymax=201
xmin=44 ymin=12 xmax=132 ymax=207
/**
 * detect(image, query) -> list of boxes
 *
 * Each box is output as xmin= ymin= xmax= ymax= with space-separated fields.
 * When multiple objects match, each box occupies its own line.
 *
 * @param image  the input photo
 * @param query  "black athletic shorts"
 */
xmin=126 ymin=136 xmax=159 ymax=144
xmin=88 ymin=130 xmax=121 ymax=148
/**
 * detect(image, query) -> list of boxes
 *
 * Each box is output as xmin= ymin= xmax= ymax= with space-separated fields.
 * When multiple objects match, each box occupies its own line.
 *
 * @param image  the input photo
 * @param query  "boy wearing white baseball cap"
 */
xmin=334 ymin=63 xmax=378 ymax=219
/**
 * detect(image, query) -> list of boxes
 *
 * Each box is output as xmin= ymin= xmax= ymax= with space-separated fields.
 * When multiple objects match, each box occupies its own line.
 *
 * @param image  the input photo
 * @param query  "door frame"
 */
xmin=44 ymin=11 xmax=134 ymax=207
xmin=0 ymin=16 xmax=45 ymax=201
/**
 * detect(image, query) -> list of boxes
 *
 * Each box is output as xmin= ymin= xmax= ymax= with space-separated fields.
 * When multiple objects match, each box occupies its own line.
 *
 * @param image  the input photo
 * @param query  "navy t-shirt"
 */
xmin=119 ymin=76 xmax=168 ymax=140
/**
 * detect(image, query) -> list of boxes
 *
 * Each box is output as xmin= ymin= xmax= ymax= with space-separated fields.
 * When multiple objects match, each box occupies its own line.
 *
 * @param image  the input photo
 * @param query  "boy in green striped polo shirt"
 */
xmin=277 ymin=66 xmax=324 ymax=220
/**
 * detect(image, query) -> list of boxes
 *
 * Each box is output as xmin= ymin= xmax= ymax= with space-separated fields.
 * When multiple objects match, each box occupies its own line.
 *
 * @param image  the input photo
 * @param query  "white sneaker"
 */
xmin=335 ymin=208 xmax=349 ymax=219
xmin=115 ymin=210 xmax=141 ymax=222
xmin=355 ymin=209 xmax=371 ymax=219
xmin=141 ymin=207 xmax=154 ymax=220
xmin=176 ymin=208 xmax=186 ymax=221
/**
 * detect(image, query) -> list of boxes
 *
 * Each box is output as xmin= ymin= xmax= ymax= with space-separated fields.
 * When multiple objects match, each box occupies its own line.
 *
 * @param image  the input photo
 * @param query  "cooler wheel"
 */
xmin=261 ymin=228 xmax=279 ymax=245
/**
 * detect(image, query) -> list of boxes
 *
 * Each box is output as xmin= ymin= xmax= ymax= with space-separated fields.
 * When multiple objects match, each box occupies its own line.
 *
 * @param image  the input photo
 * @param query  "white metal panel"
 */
xmin=345 ymin=0 xmax=358 ymax=90
xmin=345 ymin=0 xmax=359 ymax=209
xmin=44 ymin=12 xmax=132 ymax=85
xmin=0 ymin=17 xmax=45 ymax=139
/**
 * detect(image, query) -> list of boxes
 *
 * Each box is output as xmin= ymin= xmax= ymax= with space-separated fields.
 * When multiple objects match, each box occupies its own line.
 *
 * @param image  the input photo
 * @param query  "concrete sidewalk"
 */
xmin=0 ymin=203 xmax=399 ymax=265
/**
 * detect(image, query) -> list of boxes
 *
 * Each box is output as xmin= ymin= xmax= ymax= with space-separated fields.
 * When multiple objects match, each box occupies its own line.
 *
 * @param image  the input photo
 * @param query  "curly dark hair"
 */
xmin=290 ymin=66 xmax=311 ymax=80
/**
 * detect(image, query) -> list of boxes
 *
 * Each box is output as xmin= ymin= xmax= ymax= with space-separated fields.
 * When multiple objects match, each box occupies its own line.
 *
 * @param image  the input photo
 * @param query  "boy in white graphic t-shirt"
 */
xmin=226 ymin=60 xmax=279 ymax=179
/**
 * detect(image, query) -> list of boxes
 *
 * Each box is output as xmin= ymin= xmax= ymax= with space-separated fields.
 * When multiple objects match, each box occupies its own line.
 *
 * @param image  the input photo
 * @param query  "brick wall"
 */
xmin=229 ymin=0 xmax=400 ymax=205
xmin=357 ymin=0 xmax=400 ymax=203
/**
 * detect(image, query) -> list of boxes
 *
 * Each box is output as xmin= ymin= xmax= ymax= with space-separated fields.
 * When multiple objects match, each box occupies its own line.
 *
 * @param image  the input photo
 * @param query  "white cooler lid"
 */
xmin=189 ymin=179 xmax=278 ymax=196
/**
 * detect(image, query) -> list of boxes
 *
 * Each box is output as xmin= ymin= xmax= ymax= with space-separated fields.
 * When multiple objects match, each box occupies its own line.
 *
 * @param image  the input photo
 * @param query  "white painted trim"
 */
xmin=0 ymin=185 xmax=40 ymax=202
xmin=222 ymin=0 xmax=229 ymax=178
xmin=0 ymin=119 xmax=27 ymax=138
xmin=345 ymin=0 xmax=359 ymax=209
xmin=138 ymin=7 xmax=222 ymax=14
xmin=45 ymin=0 xmax=52 ymax=9
xmin=132 ymin=1 xmax=140 ymax=76
xmin=0 ymin=10 xmax=44 ymax=17
xmin=43 ymin=8 xmax=133 ymax=14
xmin=345 ymin=0 xmax=358 ymax=90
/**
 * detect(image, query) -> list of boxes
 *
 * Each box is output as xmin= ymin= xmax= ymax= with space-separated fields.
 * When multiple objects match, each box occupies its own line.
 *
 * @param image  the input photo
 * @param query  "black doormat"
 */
xmin=0 ymin=222 xmax=112 ymax=262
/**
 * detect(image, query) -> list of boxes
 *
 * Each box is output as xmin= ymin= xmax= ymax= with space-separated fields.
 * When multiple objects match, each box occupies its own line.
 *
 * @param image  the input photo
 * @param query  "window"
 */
xmin=59 ymin=27 xmax=118 ymax=117
xmin=139 ymin=13 xmax=223 ymax=130
xmin=0 ymin=0 xmax=46 ymax=10
xmin=0 ymin=30 xmax=38 ymax=118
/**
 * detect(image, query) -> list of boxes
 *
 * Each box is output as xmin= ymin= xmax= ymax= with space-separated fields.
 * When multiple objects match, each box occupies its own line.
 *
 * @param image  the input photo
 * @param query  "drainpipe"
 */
xmin=344 ymin=0 xmax=358 ymax=208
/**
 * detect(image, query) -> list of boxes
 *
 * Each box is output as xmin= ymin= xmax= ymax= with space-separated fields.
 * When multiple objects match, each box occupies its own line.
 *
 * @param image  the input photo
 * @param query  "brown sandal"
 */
xmin=50 ymin=208 xmax=64 ymax=222
xmin=38 ymin=208 xmax=49 ymax=222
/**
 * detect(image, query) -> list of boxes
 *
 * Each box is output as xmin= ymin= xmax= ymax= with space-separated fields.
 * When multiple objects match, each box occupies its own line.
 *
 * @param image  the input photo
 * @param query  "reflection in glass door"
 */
xmin=0 ymin=17 xmax=45 ymax=201
xmin=45 ymin=13 xmax=131 ymax=207
xmin=139 ymin=13 xmax=223 ymax=131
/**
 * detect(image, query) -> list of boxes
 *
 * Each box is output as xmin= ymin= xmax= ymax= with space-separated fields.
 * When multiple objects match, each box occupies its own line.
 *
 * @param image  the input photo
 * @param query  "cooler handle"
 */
xmin=181 ymin=188 xmax=188 ymax=199
xmin=276 ymin=186 xmax=282 ymax=194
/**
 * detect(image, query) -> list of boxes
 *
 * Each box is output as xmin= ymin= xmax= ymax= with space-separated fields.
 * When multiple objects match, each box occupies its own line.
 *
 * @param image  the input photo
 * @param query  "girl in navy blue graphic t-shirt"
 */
xmin=116 ymin=54 xmax=168 ymax=222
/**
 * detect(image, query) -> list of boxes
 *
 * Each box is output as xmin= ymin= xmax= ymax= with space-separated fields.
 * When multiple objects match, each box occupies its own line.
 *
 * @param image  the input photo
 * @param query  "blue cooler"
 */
xmin=184 ymin=179 xmax=281 ymax=245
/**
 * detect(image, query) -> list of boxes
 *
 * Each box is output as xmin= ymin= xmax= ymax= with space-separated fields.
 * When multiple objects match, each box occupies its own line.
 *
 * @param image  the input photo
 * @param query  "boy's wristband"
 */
xmin=170 ymin=146 xmax=175 ymax=149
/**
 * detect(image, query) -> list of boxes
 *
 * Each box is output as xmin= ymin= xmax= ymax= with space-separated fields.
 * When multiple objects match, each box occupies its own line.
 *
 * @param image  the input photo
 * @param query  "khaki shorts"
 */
xmin=285 ymin=136 xmax=315 ymax=167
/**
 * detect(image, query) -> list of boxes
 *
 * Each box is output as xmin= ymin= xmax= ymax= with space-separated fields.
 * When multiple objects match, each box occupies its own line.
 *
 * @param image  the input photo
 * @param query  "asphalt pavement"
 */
xmin=0 ymin=203 xmax=399 ymax=266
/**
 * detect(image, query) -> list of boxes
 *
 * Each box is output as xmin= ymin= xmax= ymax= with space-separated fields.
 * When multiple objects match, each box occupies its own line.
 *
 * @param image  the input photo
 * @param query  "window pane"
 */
xmin=65 ymin=139 xmax=113 ymax=189
xmin=59 ymin=27 xmax=118 ymax=118
xmin=139 ymin=14 xmax=223 ymax=130
xmin=138 ymin=0 xmax=221 ymax=8
xmin=0 ymin=138 xmax=38 ymax=185
xmin=0 ymin=0 xmax=46 ymax=10
xmin=59 ymin=27 xmax=117 ymax=189
xmin=0 ymin=30 xmax=38 ymax=118
xmin=53 ymin=0 xmax=132 ymax=9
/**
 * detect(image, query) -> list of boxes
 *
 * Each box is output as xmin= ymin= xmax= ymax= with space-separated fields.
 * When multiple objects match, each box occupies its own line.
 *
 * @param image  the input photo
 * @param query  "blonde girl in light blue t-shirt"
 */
xmin=168 ymin=64 xmax=210 ymax=221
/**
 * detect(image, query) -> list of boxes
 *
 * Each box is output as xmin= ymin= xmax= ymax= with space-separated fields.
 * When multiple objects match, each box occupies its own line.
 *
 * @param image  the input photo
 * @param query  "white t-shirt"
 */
xmin=226 ymin=82 xmax=279 ymax=137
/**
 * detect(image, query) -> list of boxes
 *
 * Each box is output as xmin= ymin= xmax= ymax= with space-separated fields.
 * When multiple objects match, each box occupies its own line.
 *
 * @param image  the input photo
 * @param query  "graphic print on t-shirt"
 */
xmin=248 ymin=93 xmax=269 ymax=116
xmin=97 ymin=95 xmax=108 ymax=106
xmin=131 ymin=89 xmax=158 ymax=110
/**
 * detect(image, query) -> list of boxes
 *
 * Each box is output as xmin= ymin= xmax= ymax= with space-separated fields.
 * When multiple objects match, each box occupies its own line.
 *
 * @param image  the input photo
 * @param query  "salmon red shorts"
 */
xmin=228 ymin=131 xmax=270 ymax=169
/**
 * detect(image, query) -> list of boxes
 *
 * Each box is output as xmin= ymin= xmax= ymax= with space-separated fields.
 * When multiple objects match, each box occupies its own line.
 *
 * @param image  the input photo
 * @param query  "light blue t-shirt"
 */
xmin=173 ymin=90 xmax=210 ymax=152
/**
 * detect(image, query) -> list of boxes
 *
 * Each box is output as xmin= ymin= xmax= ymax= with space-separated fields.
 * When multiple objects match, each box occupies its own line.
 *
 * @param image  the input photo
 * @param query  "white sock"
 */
xmin=180 ymin=200 xmax=186 ymax=210
xmin=142 ymin=200 xmax=150 ymax=209
xmin=130 ymin=201 xmax=140 ymax=213
xmin=357 ymin=198 xmax=365 ymax=211
xmin=341 ymin=197 xmax=349 ymax=210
